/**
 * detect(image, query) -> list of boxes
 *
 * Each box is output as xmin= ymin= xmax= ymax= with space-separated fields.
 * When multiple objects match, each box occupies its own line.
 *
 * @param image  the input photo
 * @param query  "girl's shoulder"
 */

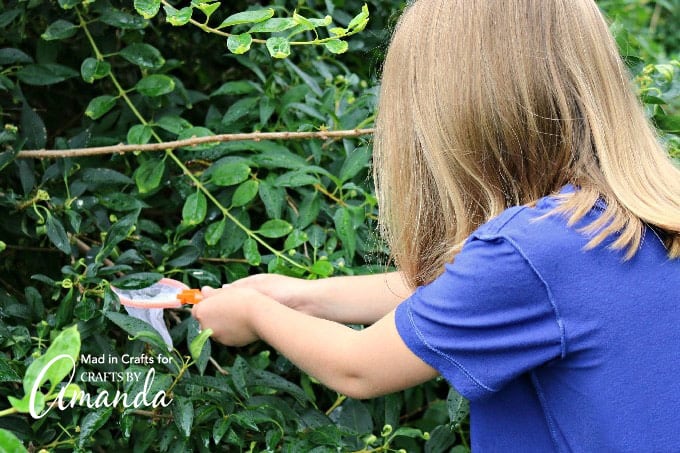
xmin=473 ymin=185 xmax=588 ymax=240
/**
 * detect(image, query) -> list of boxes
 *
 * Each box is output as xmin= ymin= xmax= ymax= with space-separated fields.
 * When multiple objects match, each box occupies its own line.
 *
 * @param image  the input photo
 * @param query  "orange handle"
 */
xmin=177 ymin=289 xmax=203 ymax=305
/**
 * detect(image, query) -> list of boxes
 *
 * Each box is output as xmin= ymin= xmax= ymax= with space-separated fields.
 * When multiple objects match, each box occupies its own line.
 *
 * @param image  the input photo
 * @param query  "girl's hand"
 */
xmin=226 ymin=272 xmax=413 ymax=324
xmin=192 ymin=286 xmax=268 ymax=347
xmin=227 ymin=274 xmax=311 ymax=312
xmin=195 ymin=284 xmax=438 ymax=399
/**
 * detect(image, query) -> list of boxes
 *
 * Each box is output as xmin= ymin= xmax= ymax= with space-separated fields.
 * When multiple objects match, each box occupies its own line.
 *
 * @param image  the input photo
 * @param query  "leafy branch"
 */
xmin=75 ymin=7 xmax=312 ymax=273
xmin=134 ymin=0 xmax=369 ymax=58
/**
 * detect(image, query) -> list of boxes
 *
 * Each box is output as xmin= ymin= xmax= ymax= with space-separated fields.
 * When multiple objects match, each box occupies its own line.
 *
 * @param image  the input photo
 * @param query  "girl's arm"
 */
xmin=192 ymin=286 xmax=438 ymax=399
xmin=227 ymin=272 xmax=413 ymax=324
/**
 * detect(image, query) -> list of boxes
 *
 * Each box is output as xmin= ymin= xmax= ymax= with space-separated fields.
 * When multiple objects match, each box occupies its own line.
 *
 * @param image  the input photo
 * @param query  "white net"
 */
xmin=113 ymin=281 xmax=181 ymax=349
xmin=123 ymin=306 xmax=174 ymax=349
xmin=114 ymin=282 xmax=182 ymax=303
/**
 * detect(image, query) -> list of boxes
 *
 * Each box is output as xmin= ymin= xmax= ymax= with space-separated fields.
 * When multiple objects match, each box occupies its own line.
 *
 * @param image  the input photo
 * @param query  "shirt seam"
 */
xmin=475 ymin=234 xmax=568 ymax=359
xmin=404 ymin=300 xmax=498 ymax=394
xmin=531 ymin=372 xmax=563 ymax=453
xmin=474 ymin=205 xmax=529 ymax=237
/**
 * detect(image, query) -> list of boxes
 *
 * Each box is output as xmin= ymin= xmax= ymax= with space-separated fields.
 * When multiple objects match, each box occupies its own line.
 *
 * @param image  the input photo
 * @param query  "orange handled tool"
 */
xmin=178 ymin=289 xmax=203 ymax=305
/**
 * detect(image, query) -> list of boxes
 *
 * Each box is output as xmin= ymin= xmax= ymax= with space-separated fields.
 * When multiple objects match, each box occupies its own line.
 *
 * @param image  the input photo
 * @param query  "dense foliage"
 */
xmin=0 ymin=0 xmax=678 ymax=451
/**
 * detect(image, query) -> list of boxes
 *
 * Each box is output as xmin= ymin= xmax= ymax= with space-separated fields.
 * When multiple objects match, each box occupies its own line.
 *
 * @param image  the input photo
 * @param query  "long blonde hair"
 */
xmin=373 ymin=0 xmax=680 ymax=288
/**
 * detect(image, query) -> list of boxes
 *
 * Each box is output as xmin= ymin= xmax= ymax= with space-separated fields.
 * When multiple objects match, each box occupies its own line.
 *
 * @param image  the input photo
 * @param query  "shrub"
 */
xmin=0 ymin=0 xmax=677 ymax=451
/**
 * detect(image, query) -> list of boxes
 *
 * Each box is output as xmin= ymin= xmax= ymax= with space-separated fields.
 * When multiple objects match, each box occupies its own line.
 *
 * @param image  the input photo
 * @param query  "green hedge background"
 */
xmin=0 ymin=0 xmax=678 ymax=451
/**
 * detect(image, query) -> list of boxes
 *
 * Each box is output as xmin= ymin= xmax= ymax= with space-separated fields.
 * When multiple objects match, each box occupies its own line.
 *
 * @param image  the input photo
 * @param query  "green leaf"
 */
xmin=292 ymin=11 xmax=315 ymax=30
xmin=0 ymin=429 xmax=28 ymax=453
xmin=111 ymin=272 xmax=163 ymax=290
xmin=274 ymin=170 xmax=319 ymax=187
xmin=230 ymin=356 xmax=250 ymax=398
xmin=222 ymin=97 xmax=259 ymax=125
xmin=157 ymin=115 xmax=192 ymax=134
xmin=655 ymin=114 xmax=680 ymax=132
xmin=243 ymin=238 xmax=261 ymax=266
xmin=127 ymin=124 xmax=153 ymax=145
xmin=189 ymin=328 xmax=213 ymax=363
xmin=333 ymin=207 xmax=356 ymax=260
xmin=330 ymin=398 xmax=373 ymax=435
xmin=227 ymin=33 xmax=253 ymax=55
xmin=309 ymin=15 xmax=332 ymax=27
xmin=120 ymin=43 xmax=165 ymax=69
xmin=311 ymin=260 xmax=333 ymax=277
xmin=324 ymin=39 xmax=349 ymax=54
xmin=258 ymin=219 xmax=293 ymax=238
xmin=85 ymin=95 xmax=117 ymax=120
xmin=284 ymin=229 xmax=307 ymax=250
xmin=0 ymin=48 xmax=33 ymax=65
xmin=266 ymin=37 xmax=291 ymax=59
xmin=194 ymin=1 xmax=220 ymax=20
xmin=183 ymin=191 xmax=207 ymax=225
xmin=99 ymin=8 xmax=148 ymax=29
xmin=284 ymin=60 xmax=322 ymax=96
xmin=205 ymin=218 xmax=226 ymax=246
xmin=80 ymin=58 xmax=111 ymax=83
xmin=258 ymin=180 xmax=285 ymax=219
xmin=213 ymin=417 xmax=231 ymax=444
xmin=78 ymin=408 xmax=113 ymax=448
xmin=105 ymin=311 xmax=169 ymax=351
xmin=135 ymin=158 xmax=166 ymax=193
xmin=82 ymin=168 xmax=134 ymax=186
xmin=21 ymin=103 xmax=46 ymax=149
xmin=392 ymin=427 xmax=428 ymax=440
xmin=232 ymin=180 xmax=259 ymax=207
xmin=425 ymin=425 xmax=457 ymax=452
xmin=295 ymin=192 xmax=321 ymax=229
xmin=329 ymin=27 xmax=347 ymax=36
xmin=218 ymin=8 xmax=274 ymax=28
xmin=58 ymin=0 xmax=80 ymax=9
xmin=16 ymin=64 xmax=78 ymax=86
xmin=211 ymin=81 xmax=259 ymax=96
xmin=97 ymin=212 xmax=138 ymax=263
xmin=249 ymin=18 xmax=296 ymax=33
xmin=172 ymin=396 xmax=194 ymax=438
xmin=41 ymin=20 xmax=78 ymax=41
xmin=21 ymin=325 xmax=80 ymax=398
xmin=251 ymin=144 xmax=307 ymax=169
xmin=163 ymin=4 xmax=192 ymax=26
xmin=135 ymin=74 xmax=175 ymax=97
xmin=45 ymin=214 xmax=71 ymax=254
xmin=0 ymin=356 xmax=21 ymax=382
xmin=211 ymin=161 xmax=251 ymax=186
xmin=340 ymin=146 xmax=371 ymax=182
xmin=167 ymin=245 xmax=200 ymax=267
xmin=347 ymin=4 xmax=369 ymax=32
xmin=447 ymin=387 xmax=470 ymax=425
xmin=134 ymin=0 xmax=161 ymax=19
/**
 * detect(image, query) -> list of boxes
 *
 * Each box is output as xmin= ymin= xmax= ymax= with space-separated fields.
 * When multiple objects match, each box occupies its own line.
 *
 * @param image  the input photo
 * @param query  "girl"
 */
xmin=193 ymin=0 xmax=680 ymax=450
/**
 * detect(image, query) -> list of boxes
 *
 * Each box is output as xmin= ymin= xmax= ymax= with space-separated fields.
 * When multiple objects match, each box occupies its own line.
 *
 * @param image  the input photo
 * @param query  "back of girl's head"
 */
xmin=374 ymin=0 xmax=680 ymax=287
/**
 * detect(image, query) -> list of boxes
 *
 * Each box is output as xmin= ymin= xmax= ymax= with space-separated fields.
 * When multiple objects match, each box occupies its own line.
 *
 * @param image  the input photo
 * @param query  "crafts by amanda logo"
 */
xmin=26 ymin=353 xmax=172 ymax=419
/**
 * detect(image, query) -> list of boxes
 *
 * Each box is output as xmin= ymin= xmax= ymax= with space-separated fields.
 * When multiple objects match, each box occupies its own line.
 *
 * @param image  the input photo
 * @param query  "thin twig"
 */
xmin=16 ymin=128 xmax=375 ymax=159
xmin=131 ymin=409 xmax=173 ymax=419
xmin=71 ymin=234 xmax=116 ymax=269
xmin=209 ymin=357 xmax=229 ymax=375
xmin=4 ymin=244 xmax=61 ymax=253
xmin=199 ymin=257 xmax=250 ymax=264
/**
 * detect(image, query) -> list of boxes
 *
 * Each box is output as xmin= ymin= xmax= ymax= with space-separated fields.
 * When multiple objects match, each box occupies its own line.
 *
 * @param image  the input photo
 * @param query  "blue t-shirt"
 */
xmin=395 ymin=186 xmax=680 ymax=452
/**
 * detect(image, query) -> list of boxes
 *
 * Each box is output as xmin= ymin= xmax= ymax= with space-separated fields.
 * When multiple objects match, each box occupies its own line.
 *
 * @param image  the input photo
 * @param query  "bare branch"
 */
xmin=17 ymin=128 xmax=375 ymax=159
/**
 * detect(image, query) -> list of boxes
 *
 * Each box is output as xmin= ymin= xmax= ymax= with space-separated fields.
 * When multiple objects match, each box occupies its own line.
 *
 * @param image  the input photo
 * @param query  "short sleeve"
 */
xmin=394 ymin=235 xmax=565 ymax=400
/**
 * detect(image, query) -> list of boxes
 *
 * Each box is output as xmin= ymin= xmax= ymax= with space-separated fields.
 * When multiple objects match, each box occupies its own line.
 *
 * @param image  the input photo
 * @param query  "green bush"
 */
xmin=0 ymin=0 xmax=678 ymax=451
